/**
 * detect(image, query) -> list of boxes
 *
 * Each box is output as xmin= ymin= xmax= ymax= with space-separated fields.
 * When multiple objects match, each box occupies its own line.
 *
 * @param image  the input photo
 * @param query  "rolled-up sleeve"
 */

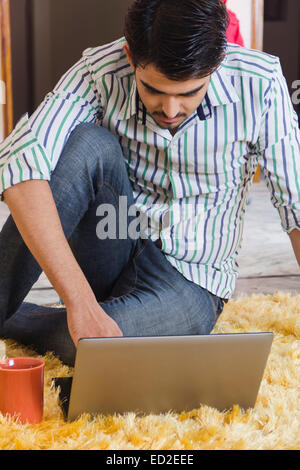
xmin=0 ymin=48 xmax=103 ymax=201
xmin=257 ymin=58 xmax=300 ymax=233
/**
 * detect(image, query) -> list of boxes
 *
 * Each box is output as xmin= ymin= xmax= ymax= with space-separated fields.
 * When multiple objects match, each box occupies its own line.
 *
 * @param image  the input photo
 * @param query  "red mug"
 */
xmin=0 ymin=357 xmax=44 ymax=424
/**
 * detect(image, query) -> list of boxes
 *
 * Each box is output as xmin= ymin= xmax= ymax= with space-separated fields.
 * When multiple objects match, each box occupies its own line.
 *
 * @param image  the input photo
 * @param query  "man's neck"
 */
xmin=169 ymin=127 xmax=178 ymax=137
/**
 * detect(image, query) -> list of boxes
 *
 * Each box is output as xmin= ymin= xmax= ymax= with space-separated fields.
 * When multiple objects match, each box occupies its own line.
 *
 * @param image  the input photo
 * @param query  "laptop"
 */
xmin=52 ymin=332 xmax=273 ymax=421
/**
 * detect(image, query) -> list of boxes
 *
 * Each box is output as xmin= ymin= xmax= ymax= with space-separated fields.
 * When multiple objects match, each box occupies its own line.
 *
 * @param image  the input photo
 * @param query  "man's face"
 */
xmin=124 ymin=44 xmax=211 ymax=133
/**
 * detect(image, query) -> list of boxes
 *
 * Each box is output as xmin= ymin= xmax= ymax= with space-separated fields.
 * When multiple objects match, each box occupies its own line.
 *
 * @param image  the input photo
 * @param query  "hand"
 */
xmin=66 ymin=300 xmax=123 ymax=346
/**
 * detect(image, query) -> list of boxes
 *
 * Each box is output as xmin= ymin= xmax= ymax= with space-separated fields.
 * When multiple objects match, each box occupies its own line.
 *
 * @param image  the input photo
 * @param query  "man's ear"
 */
xmin=124 ymin=43 xmax=134 ymax=70
xmin=220 ymin=51 xmax=226 ymax=63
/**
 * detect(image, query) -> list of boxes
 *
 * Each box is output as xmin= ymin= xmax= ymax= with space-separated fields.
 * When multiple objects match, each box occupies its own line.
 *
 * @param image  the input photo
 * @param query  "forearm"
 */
xmin=3 ymin=180 xmax=98 ymax=309
xmin=289 ymin=228 xmax=300 ymax=267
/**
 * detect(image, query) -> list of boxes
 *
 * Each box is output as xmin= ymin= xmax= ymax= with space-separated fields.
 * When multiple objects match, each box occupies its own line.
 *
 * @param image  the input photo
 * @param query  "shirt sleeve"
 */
xmin=0 ymin=48 xmax=103 ymax=201
xmin=257 ymin=57 xmax=300 ymax=233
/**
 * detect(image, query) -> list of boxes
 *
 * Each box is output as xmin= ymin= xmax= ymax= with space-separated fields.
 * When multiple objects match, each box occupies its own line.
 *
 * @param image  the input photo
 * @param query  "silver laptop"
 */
xmin=56 ymin=332 xmax=273 ymax=421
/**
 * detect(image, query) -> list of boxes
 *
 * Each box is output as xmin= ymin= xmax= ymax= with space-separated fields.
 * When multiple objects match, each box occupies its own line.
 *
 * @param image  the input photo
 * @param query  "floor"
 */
xmin=0 ymin=174 xmax=299 ymax=305
xmin=234 ymin=176 xmax=299 ymax=297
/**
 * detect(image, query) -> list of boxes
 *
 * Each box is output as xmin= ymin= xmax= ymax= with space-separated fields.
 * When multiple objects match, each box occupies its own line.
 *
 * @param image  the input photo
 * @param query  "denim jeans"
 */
xmin=0 ymin=123 xmax=226 ymax=366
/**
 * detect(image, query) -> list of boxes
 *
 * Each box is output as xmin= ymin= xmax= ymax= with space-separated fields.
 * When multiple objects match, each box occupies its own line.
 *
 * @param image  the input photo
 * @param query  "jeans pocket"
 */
xmin=106 ymin=258 xmax=138 ymax=299
xmin=132 ymin=238 xmax=150 ymax=260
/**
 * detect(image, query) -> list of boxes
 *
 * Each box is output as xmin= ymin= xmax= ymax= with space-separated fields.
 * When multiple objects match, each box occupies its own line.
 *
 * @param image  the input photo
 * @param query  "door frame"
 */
xmin=252 ymin=0 xmax=264 ymax=50
xmin=0 ymin=0 xmax=13 ymax=139
xmin=252 ymin=0 xmax=264 ymax=182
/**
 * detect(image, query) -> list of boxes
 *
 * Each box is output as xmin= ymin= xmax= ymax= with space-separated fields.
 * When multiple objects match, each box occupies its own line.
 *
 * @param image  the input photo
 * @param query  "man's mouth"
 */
xmin=154 ymin=114 xmax=185 ymax=124
xmin=159 ymin=116 xmax=180 ymax=123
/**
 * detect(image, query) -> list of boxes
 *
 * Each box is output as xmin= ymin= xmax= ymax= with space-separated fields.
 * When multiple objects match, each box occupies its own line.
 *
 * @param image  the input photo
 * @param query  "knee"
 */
xmin=69 ymin=122 xmax=123 ymax=167
xmin=56 ymin=122 xmax=124 ymax=177
xmin=192 ymin=291 xmax=222 ymax=335
xmin=70 ymin=122 xmax=118 ymax=146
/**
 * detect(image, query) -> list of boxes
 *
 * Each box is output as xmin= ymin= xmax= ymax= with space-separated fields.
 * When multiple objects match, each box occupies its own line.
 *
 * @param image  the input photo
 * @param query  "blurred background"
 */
xmin=6 ymin=0 xmax=300 ymax=129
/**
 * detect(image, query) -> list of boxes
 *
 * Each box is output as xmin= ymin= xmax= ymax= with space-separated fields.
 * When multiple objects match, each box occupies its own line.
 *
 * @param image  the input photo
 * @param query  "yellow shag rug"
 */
xmin=0 ymin=291 xmax=300 ymax=451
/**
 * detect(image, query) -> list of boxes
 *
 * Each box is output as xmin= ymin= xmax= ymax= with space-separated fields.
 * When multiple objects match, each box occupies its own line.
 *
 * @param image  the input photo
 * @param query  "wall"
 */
xmin=227 ymin=0 xmax=253 ymax=48
xmin=10 ymin=0 xmax=31 ymax=126
xmin=32 ymin=0 xmax=132 ymax=110
xmin=10 ymin=0 xmax=132 ymax=125
xmin=264 ymin=0 xmax=300 ymax=104
xmin=0 ymin=55 xmax=3 ymax=142
xmin=32 ymin=0 xmax=51 ymax=116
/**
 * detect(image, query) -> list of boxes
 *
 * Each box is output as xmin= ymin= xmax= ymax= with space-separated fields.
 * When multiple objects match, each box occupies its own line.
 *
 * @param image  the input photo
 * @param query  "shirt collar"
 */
xmin=117 ymin=80 xmax=155 ymax=127
xmin=196 ymin=61 xmax=241 ymax=121
xmin=117 ymin=57 xmax=241 ymax=123
xmin=206 ymin=62 xmax=241 ymax=107
xmin=117 ymin=78 xmax=138 ymax=121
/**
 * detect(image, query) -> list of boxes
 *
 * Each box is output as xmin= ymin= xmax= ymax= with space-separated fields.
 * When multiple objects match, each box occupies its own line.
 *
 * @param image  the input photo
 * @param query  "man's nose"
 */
xmin=161 ymin=97 xmax=181 ymax=118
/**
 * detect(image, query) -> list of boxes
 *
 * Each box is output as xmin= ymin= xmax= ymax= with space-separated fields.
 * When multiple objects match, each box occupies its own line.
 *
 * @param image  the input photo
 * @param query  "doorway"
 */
xmin=264 ymin=0 xmax=300 ymax=118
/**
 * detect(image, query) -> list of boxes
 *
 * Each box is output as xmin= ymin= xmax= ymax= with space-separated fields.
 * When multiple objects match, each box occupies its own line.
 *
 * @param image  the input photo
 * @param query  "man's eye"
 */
xmin=147 ymin=88 xmax=161 ymax=95
xmin=182 ymin=91 xmax=198 ymax=97
xmin=145 ymin=87 xmax=199 ymax=97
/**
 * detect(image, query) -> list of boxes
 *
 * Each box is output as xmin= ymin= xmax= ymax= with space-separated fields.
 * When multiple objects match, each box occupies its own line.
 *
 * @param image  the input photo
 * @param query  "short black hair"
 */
xmin=124 ymin=0 xmax=229 ymax=81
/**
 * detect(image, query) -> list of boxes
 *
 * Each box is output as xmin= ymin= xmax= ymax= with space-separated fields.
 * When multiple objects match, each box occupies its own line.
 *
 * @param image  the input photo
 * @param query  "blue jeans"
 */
xmin=0 ymin=123 xmax=226 ymax=366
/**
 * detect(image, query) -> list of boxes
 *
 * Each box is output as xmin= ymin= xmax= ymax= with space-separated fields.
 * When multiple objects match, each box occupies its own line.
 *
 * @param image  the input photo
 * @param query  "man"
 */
xmin=0 ymin=0 xmax=299 ymax=366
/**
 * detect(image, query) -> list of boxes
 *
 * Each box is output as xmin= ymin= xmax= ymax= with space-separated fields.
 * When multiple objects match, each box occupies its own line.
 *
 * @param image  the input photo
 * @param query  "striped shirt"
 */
xmin=1 ymin=37 xmax=300 ymax=299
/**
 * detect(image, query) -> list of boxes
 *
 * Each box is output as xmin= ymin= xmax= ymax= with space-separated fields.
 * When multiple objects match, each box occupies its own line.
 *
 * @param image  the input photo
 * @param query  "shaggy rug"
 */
xmin=0 ymin=291 xmax=299 ymax=451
